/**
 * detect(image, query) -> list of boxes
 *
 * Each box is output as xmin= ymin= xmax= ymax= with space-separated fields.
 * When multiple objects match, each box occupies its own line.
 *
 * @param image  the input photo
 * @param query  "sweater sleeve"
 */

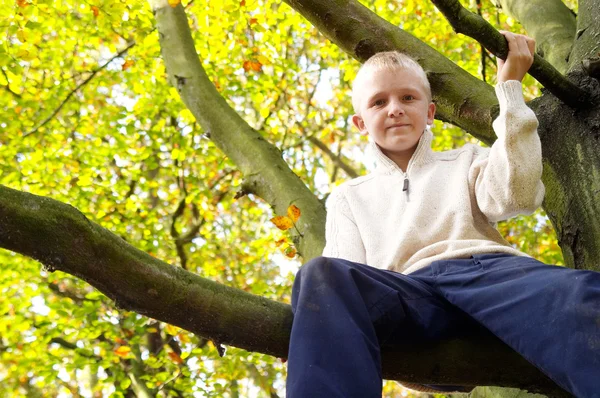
xmin=469 ymin=80 xmax=545 ymax=222
xmin=322 ymin=187 xmax=367 ymax=263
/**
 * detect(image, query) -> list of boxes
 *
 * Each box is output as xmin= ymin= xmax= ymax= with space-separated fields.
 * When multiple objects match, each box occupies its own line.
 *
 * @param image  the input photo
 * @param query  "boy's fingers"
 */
xmin=526 ymin=37 xmax=536 ymax=56
xmin=516 ymin=35 xmax=529 ymax=54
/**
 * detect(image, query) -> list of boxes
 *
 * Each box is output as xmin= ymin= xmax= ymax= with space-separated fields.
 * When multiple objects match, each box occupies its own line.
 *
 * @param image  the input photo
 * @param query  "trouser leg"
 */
xmin=432 ymin=254 xmax=600 ymax=397
xmin=285 ymin=256 xmax=470 ymax=398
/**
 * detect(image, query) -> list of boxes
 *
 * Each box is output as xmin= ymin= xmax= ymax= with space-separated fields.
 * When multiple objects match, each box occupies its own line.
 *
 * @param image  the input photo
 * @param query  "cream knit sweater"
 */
xmin=322 ymin=80 xmax=545 ymax=275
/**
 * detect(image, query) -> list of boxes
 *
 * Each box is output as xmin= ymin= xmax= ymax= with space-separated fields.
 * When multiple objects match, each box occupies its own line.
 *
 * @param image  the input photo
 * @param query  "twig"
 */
xmin=475 ymin=0 xmax=486 ymax=82
xmin=23 ymin=41 xmax=136 ymax=137
xmin=308 ymin=136 xmax=359 ymax=179
xmin=430 ymin=0 xmax=591 ymax=107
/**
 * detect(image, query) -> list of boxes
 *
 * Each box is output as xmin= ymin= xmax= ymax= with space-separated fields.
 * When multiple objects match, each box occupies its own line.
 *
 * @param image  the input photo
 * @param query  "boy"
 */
xmin=286 ymin=32 xmax=600 ymax=397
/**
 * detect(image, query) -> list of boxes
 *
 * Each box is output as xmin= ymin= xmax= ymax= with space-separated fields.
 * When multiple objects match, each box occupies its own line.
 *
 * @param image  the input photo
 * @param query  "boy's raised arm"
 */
xmin=469 ymin=32 xmax=545 ymax=222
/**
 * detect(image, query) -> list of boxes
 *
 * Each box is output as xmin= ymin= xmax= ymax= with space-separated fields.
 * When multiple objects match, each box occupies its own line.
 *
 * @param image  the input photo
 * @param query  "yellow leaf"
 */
xmin=259 ymin=107 xmax=270 ymax=118
xmin=271 ymin=216 xmax=293 ymax=230
xmin=16 ymin=29 xmax=27 ymax=43
xmin=287 ymin=205 xmax=301 ymax=222
xmin=168 ymin=0 xmax=180 ymax=7
xmin=256 ymin=55 xmax=270 ymax=65
xmin=114 ymin=346 xmax=131 ymax=357
xmin=165 ymin=324 xmax=179 ymax=335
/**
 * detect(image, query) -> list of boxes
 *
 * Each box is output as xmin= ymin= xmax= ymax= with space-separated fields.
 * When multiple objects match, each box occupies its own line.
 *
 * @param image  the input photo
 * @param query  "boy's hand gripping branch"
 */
xmin=496 ymin=31 xmax=535 ymax=83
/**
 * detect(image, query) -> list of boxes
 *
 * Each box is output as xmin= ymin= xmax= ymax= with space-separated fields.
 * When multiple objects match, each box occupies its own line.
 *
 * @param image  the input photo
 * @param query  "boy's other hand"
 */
xmin=497 ymin=31 xmax=535 ymax=83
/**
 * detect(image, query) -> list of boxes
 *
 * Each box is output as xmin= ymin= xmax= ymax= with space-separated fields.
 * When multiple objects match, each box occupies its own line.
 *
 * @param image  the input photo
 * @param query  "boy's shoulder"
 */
xmin=325 ymin=174 xmax=377 ymax=204
xmin=344 ymin=173 xmax=378 ymax=187
xmin=429 ymin=142 xmax=489 ymax=162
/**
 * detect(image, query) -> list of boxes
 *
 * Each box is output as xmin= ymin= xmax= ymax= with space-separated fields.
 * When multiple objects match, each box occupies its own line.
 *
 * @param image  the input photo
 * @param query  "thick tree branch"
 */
xmin=0 ymin=185 xmax=569 ymax=394
xmin=430 ymin=0 xmax=591 ymax=108
xmin=494 ymin=0 xmax=575 ymax=74
xmin=150 ymin=0 xmax=326 ymax=260
xmin=0 ymin=184 xmax=292 ymax=357
xmin=283 ymin=0 xmax=500 ymax=144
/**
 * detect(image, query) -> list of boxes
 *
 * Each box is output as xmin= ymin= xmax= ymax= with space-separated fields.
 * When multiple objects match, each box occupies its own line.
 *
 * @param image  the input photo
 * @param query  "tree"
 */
xmin=0 ymin=0 xmax=597 ymax=396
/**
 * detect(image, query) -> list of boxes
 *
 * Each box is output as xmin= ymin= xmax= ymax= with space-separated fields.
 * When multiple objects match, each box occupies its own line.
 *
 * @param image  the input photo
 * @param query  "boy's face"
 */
xmin=352 ymin=68 xmax=435 ymax=167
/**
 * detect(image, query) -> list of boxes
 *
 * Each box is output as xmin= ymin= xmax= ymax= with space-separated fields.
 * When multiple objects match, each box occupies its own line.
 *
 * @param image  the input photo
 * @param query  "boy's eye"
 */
xmin=403 ymin=95 xmax=414 ymax=101
xmin=373 ymin=99 xmax=385 ymax=106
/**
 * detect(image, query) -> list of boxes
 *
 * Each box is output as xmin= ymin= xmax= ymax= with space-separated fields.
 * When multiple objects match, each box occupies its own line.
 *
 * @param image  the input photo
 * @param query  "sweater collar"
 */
xmin=369 ymin=128 xmax=434 ymax=174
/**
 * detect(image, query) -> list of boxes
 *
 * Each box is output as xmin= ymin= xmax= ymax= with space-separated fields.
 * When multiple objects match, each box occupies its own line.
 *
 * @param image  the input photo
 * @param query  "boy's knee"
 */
xmin=298 ymin=256 xmax=348 ymax=282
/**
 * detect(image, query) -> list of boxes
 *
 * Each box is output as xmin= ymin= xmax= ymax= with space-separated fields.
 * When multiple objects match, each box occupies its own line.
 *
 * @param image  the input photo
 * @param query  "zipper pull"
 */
xmin=403 ymin=178 xmax=409 ymax=192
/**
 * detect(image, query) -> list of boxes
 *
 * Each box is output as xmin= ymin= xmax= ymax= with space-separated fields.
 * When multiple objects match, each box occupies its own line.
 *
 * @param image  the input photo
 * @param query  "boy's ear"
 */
xmin=352 ymin=114 xmax=368 ymax=135
xmin=426 ymin=102 xmax=436 ymax=125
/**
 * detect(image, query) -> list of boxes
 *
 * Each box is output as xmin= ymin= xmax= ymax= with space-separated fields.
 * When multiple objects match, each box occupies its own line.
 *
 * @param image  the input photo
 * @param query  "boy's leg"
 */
xmin=286 ymin=256 xmax=474 ymax=398
xmin=431 ymin=254 xmax=600 ymax=397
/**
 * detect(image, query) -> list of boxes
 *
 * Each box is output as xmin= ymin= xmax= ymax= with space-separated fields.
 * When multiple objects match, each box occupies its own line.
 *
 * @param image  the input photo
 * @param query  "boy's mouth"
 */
xmin=387 ymin=123 xmax=410 ymax=129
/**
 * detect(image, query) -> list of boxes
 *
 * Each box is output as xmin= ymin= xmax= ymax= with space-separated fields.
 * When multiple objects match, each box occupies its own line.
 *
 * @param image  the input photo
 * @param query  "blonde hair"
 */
xmin=352 ymin=52 xmax=432 ymax=112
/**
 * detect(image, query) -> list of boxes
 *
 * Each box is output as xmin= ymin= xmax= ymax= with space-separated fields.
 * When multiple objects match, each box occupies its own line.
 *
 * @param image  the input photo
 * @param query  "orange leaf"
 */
xmin=240 ymin=0 xmax=246 ymax=6
xmin=122 ymin=59 xmax=134 ymax=71
xmin=114 ymin=346 xmax=131 ymax=357
xmin=275 ymin=238 xmax=286 ymax=247
xmin=287 ymin=205 xmax=301 ymax=222
xmin=16 ymin=0 xmax=28 ymax=7
xmin=91 ymin=6 xmax=99 ymax=17
xmin=249 ymin=18 xmax=258 ymax=25
xmin=284 ymin=246 xmax=297 ymax=258
xmin=168 ymin=0 xmax=180 ymax=7
xmin=114 ymin=337 xmax=127 ymax=345
xmin=271 ymin=216 xmax=293 ymax=230
xmin=168 ymin=351 xmax=184 ymax=364
xmin=243 ymin=60 xmax=262 ymax=73
xmin=250 ymin=60 xmax=262 ymax=72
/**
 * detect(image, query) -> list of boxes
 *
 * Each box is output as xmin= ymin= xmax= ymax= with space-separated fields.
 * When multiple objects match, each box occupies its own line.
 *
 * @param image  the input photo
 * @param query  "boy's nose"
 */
xmin=387 ymin=101 xmax=405 ymax=117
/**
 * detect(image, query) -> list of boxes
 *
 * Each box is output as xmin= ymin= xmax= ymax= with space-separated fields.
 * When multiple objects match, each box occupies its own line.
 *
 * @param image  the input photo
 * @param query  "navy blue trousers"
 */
xmin=286 ymin=254 xmax=600 ymax=397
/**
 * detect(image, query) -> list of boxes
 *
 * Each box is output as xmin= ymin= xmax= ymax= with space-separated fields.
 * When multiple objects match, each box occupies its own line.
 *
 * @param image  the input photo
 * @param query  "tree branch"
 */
xmin=0 ymin=185 xmax=569 ymax=394
xmin=430 ymin=0 xmax=591 ymax=108
xmin=494 ymin=0 xmax=576 ymax=74
xmin=150 ymin=0 xmax=326 ymax=260
xmin=23 ymin=41 xmax=136 ymax=138
xmin=307 ymin=136 xmax=359 ymax=179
